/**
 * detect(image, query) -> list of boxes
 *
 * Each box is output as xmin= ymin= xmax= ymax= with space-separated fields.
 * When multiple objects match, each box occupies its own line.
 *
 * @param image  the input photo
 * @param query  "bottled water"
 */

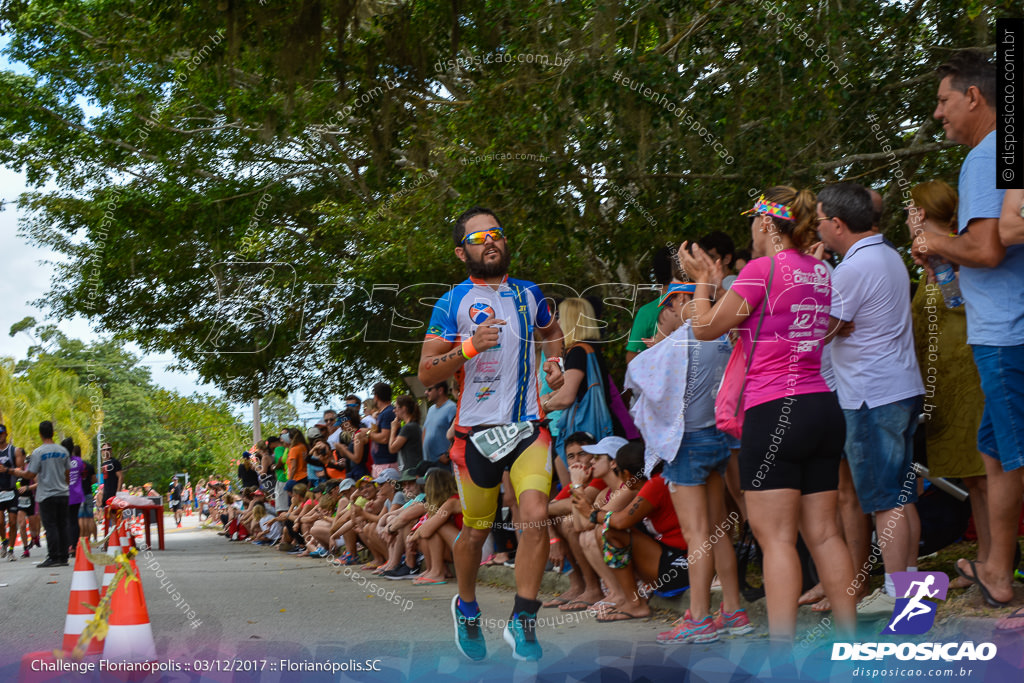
xmin=928 ymin=256 xmax=964 ymax=308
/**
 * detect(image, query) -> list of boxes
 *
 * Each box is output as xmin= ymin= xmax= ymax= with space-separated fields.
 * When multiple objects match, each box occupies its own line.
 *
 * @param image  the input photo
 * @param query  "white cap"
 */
xmin=373 ymin=468 xmax=400 ymax=484
xmin=580 ymin=436 xmax=629 ymax=459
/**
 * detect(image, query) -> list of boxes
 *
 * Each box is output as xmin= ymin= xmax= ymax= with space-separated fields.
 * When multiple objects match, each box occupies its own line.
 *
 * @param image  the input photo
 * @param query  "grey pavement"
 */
xmin=0 ymin=516 xmax=1019 ymax=682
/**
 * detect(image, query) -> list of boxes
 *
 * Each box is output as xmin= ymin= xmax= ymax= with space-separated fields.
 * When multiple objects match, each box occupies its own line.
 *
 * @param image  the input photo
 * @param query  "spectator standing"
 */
xmin=272 ymin=434 xmax=290 ymax=511
xmin=818 ymin=182 xmax=925 ymax=617
xmin=368 ymin=383 xmax=398 ymax=476
xmin=0 ymin=424 xmax=20 ymax=560
xmin=389 ymin=395 xmax=423 ymax=472
xmin=908 ymin=181 xmax=990 ymax=589
xmin=910 ymin=51 xmax=1024 ymax=626
xmin=422 ymin=382 xmax=457 ymax=467
xmin=626 ymin=247 xmax=675 ymax=364
xmin=99 ymin=443 xmax=122 ymax=532
xmin=65 ymin=441 xmax=84 ymax=554
xmin=285 ymin=427 xmax=309 ymax=487
xmin=679 ymin=187 xmax=856 ymax=641
xmin=78 ymin=451 xmax=97 ymax=542
xmin=541 ymin=298 xmax=626 ymax=450
xmin=14 ymin=421 xmax=71 ymax=567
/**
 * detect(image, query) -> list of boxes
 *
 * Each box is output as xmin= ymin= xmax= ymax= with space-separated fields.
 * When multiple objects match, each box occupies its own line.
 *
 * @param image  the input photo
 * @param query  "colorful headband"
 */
xmin=658 ymin=281 xmax=697 ymax=307
xmin=741 ymin=195 xmax=794 ymax=221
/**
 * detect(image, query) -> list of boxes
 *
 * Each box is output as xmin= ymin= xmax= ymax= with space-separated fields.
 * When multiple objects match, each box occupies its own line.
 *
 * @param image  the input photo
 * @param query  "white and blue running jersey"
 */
xmin=426 ymin=275 xmax=553 ymax=428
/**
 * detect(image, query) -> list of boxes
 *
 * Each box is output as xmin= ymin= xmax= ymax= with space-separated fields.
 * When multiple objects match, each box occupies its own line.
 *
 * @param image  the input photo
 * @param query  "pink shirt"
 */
xmin=729 ymin=251 xmax=831 ymax=410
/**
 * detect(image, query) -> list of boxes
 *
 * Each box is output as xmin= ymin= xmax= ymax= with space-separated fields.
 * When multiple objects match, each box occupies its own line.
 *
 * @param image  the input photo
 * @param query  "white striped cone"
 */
xmin=101 ymin=526 xmax=123 ymax=597
xmin=63 ymin=537 xmax=103 ymax=654
xmin=119 ymin=519 xmax=134 ymax=551
xmin=101 ymin=558 xmax=156 ymax=662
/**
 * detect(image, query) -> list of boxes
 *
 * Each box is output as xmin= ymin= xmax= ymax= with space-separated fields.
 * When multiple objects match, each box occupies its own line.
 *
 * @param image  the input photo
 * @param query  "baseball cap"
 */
xmin=338 ymin=479 xmax=356 ymax=492
xmin=581 ymin=436 xmax=629 ymax=459
xmin=658 ymin=280 xmax=697 ymax=307
xmin=397 ymin=468 xmax=418 ymax=484
xmin=306 ymin=426 xmax=322 ymax=440
xmin=374 ymin=469 xmax=400 ymax=484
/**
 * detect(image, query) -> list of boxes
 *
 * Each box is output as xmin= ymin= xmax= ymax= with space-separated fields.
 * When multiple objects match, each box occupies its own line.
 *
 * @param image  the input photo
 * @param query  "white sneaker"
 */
xmin=856 ymin=588 xmax=896 ymax=619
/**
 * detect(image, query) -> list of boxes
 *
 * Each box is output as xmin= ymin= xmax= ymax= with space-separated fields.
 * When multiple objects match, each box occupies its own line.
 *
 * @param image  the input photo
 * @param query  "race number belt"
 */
xmin=469 ymin=422 xmax=535 ymax=463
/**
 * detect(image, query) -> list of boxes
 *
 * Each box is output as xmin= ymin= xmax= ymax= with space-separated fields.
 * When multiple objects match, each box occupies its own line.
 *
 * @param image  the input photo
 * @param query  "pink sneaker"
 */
xmin=713 ymin=607 xmax=754 ymax=635
xmin=656 ymin=610 xmax=719 ymax=644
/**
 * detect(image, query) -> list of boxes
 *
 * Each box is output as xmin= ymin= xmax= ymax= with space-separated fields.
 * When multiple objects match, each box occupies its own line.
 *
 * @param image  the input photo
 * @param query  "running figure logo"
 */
xmin=882 ymin=571 xmax=949 ymax=635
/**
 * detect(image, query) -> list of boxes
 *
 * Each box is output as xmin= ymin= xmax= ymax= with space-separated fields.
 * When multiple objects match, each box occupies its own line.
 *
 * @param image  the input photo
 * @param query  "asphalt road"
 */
xmin=0 ymin=516 xmax=1021 ymax=682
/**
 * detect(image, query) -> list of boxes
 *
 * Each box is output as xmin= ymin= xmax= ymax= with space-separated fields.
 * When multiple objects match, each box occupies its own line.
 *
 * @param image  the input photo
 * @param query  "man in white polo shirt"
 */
xmin=817 ymin=182 xmax=925 ymax=618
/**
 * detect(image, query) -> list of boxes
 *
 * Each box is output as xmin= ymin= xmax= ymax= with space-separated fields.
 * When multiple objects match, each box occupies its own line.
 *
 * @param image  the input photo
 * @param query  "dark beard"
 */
xmin=465 ymin=246 xmax=511 ymax=279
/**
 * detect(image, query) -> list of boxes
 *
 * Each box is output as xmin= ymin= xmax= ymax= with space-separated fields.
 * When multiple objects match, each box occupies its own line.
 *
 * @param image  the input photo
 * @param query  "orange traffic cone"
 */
xmin=119 ymin=518 xmax=135 ymax=551
xmin=63 ymin=538 xmax=103 ymax=655
xmin=101 ymin=525 xmax=123 ymax=597
xmin=101 ymin=558 xmax=156 ymax=662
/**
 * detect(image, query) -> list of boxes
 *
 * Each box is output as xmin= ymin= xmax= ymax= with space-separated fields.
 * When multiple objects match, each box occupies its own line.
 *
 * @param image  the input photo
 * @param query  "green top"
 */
xmin=274 ymin=446 xmax=289 ymax=483
xmin=626 ymin=298 xmax=661 ymax=353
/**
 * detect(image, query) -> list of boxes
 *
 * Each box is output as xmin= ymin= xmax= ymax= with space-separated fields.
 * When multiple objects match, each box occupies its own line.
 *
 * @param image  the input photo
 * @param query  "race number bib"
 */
xmin=0 ymin=490 xmax=14 ymax=503
xmin=18 ymin=496 xmax=31 ymax=509
xmin=469 ymin=422 xmax=535 ymax=463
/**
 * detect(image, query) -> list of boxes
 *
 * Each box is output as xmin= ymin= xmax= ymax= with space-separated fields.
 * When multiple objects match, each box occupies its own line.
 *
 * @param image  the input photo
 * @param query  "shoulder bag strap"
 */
xmin=733 ymin=257 xmax=775 ymax=417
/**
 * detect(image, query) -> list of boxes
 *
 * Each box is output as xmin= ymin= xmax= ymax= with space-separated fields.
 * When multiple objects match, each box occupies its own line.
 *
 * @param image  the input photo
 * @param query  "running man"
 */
xmin=418 ymin=206 xmax=564 ymax=662
xmin=168 ymin=476 xmax=184 ymax=528
xmin=886 ymin=575 xmax=939 ymax=631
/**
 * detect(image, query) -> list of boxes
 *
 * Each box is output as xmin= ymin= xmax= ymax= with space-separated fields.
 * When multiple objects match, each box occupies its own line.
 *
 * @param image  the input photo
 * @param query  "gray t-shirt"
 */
xmin=26 ymin=443 xmax=70 ymax=501
xmin=684 ymin=336 xmax=733 ymax=431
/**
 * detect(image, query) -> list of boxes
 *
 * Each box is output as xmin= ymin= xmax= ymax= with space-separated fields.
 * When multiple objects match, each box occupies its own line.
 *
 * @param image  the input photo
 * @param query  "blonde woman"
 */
xmin=540 ymin=298 xmax=626 ymax=455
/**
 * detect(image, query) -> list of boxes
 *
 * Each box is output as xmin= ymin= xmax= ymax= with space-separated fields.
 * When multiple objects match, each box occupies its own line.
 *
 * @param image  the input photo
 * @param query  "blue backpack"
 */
xmin=554 ymin=343 xmax=614 ymax=455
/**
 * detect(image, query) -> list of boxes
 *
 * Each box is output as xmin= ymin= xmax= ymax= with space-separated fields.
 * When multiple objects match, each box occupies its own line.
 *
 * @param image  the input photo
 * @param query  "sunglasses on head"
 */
xmin=461 ymin=227 xmax=505 ymax=246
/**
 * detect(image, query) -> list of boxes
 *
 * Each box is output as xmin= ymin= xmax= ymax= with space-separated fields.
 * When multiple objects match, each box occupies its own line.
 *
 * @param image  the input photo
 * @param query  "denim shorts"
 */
xmin=79 ymin=497 xmax=95 ymax=518
xmin=661 ymin=426 xmax=730 ymax=487
xmin=843 ymin=396 xmax=922 ymax=514
xmin=973 ymin=345 xmax=1024 ymax=472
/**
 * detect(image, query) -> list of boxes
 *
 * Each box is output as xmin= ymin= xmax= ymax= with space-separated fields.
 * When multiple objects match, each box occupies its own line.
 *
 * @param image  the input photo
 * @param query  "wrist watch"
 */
xmin=589 ymin=510 xmax=598 ymax=524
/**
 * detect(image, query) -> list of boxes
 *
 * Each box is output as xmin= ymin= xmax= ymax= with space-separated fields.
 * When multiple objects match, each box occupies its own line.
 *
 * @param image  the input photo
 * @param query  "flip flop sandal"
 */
xmin=413 ymin=577 xmax=448 ymax=585
xmin=559 ymin=600 xmax=593 ymax=612
xmin=995 ymin=606 xmax=1024 ymax=633
xmin=542 ymin=597 xmax=572 ymax=608
xmin=956 ymin=559 xmax=1011 ymax=607
xmin=596 ymin=609 xmax=646 ymax=623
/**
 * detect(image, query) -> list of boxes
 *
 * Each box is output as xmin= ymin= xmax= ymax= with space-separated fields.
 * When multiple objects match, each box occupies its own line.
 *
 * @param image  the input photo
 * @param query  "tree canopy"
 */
xmin=0 ymin=0 xmax=1008 ymax=400
xmin=1 ymin=320 xmax=245 ymax=484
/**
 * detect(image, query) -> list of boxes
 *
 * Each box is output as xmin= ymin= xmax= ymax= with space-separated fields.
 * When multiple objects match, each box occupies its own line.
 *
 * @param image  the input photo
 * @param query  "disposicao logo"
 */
xmin=832 ymin=571 xmax=996 ymax=662
xmin=884 ymin=571 xmax=948 ymax=635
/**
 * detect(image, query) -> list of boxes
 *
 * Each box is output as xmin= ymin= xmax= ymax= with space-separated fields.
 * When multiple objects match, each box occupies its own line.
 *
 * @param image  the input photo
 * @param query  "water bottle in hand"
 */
xmin=928 ymin=256 xmax=964 ymax=309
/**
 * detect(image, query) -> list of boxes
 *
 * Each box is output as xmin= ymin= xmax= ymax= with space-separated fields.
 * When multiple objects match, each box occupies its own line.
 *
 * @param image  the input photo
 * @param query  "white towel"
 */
xmin=624 ymin=324 xmax=691 ymax=476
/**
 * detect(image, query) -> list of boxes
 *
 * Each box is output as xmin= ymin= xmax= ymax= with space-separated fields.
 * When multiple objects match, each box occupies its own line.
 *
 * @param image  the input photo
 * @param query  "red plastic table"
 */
xmin=104 ymin=502 xmax=166 ymax=550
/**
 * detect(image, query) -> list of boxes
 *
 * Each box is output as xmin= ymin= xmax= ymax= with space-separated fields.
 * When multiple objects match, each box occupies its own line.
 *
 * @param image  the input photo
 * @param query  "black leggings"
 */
xmin=739 ymin=391 xmax=845 ymax=493
xmin=67 ymin=503 xmax=81 ymax=549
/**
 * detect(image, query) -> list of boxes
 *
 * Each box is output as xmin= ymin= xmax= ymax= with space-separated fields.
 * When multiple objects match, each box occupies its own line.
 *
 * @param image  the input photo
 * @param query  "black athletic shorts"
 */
xmin=635 ymin=525 xmax=690 ymax=594
xmin=739 ymin=391 xmax=845 ymax=493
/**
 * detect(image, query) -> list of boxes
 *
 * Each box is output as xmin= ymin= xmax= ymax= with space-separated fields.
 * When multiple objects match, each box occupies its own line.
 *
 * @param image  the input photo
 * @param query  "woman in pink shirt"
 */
xmin=678 ymin=185 xmax=855 ymax=641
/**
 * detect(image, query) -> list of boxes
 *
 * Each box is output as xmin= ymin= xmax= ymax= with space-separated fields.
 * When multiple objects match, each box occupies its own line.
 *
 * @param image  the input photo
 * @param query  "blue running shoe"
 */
xmin=503 ymin=611 xmax=542 ymax=661
xmin=451 ymin=595 xmax=487 ymax=661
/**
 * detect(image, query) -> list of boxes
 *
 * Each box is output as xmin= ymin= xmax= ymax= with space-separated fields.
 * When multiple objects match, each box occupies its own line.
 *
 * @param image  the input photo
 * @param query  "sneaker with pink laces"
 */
xmin=712 ymin=607 xmax=754 ymax=635
xmin=656 ymin=610 xmax=719 ymax=644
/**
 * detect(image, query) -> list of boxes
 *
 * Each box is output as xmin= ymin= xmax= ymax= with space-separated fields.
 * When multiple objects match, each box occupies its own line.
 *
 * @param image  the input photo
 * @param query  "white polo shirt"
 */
xmin=830 ymin=234 xmax=924 ymax=410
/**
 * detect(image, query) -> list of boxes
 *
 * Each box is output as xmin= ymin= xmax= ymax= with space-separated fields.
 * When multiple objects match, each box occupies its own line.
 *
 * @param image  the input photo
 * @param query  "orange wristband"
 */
xmin=461 ymin=338 xmax=479 ymax=360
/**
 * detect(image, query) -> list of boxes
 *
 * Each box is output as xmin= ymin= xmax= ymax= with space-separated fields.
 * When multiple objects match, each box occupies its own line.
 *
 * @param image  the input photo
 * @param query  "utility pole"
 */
xmin=252 ymin=397 xmax=261 ymax=444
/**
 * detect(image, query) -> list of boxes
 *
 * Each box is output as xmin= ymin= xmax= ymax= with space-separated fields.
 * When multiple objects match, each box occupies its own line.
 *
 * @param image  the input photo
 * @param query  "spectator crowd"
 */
xmin=2 ymin=49 xmax=1022 ymax=662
